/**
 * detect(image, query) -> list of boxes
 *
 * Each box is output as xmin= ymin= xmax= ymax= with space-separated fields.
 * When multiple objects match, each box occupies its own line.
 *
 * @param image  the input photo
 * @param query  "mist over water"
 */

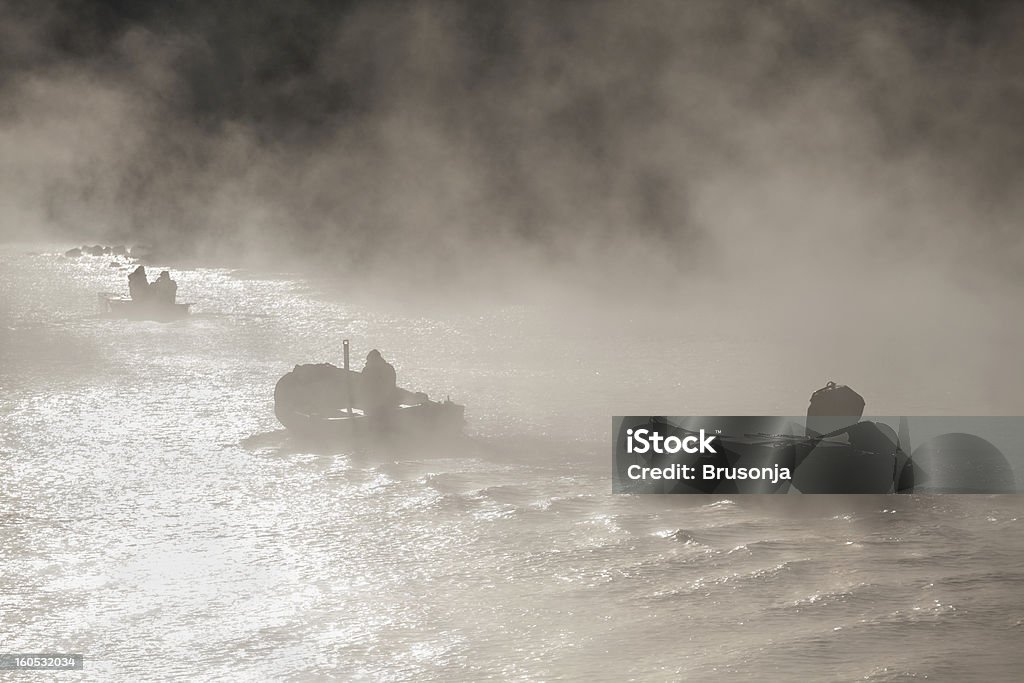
xmin=4 ymin=1 xmax=1024 ymax=680
xmin=4 ymin=1 xmax=1024 ymax=277
xmin=3 ymin=248 xmax=1024 ymax=680
xmin=5 ymin=2 xmax=1024 ymax=402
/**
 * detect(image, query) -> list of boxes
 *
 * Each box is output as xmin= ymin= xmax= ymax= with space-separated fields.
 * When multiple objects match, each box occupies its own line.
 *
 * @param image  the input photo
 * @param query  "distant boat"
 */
xmin=98 ymin=294 xmax=191 ymax=322
xmin=274 ymin=362 xmax=464 ymax=441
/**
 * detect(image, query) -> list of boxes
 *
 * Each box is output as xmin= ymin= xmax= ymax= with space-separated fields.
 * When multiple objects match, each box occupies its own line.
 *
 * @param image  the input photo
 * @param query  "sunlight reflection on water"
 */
xmin=3 ymin=247 xmax=1024 ymax=680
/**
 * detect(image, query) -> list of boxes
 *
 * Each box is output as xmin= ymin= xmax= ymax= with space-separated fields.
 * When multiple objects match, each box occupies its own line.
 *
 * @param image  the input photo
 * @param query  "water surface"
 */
xmin=2 ymin=246 xmax=1023 ymax=680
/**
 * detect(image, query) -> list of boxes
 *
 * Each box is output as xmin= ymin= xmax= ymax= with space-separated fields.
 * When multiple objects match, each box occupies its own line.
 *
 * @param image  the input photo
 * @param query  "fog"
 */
xmin=5 ymin=5 xmax=1024 ymax=678
xmin=3 ymin=0 xmax=1024 ymax=407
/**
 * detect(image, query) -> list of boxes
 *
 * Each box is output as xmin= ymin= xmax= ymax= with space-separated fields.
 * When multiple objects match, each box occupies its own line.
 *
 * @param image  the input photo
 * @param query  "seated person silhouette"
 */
xmin=152 ymin=271 xmax=178 ymax=304
xmin=128 ymin=265 xmax=150 ymax=301
xmin=360 ymin=349 xmax=397 ymax=421
xmin=794 ymin=381 xmax=915 ymax=493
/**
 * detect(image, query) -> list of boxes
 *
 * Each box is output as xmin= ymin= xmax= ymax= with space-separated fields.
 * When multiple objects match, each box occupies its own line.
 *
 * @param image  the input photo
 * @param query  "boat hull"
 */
xmin=276 ymin=402 xmax=465 ymax=441
xmin=274 ymin=363 xmax=464 ymax=441
xmin=101 ymin=296 xmax=191 ymax=322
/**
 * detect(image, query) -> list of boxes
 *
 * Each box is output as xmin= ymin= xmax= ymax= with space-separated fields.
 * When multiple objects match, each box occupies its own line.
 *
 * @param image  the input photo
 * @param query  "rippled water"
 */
xmin=2 ymin=246 xmax=1024 ymax=680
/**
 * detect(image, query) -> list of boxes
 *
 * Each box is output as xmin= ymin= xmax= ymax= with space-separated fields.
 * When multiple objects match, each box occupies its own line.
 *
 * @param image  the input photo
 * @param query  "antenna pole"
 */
xmin=343 ymin=339 xmax=354 ymax=415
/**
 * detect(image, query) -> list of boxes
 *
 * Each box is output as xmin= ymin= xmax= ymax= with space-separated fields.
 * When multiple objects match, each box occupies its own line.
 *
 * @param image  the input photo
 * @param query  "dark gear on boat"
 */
xmin=805 ymin=381 xmax=866 ymax=437
xmin=361 ymin=349 xmax=398 ymax=419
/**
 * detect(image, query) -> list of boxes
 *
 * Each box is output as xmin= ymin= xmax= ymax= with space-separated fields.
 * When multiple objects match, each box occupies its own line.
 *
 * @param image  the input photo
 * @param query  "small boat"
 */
xmin=614 ymin=384 xmax=924 ymax=494
xmin=99 ymin=294 xmax=191 ymax=322
xmin=274 ymin=342 xmax=465 ymax=441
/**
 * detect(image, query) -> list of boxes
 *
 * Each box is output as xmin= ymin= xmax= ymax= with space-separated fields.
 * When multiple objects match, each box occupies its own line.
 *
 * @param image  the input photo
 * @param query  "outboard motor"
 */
xmin=806 ymin=381 xmax=865 ymax=438
xmin=910 ymin=433 xmax=1016 ymax=493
